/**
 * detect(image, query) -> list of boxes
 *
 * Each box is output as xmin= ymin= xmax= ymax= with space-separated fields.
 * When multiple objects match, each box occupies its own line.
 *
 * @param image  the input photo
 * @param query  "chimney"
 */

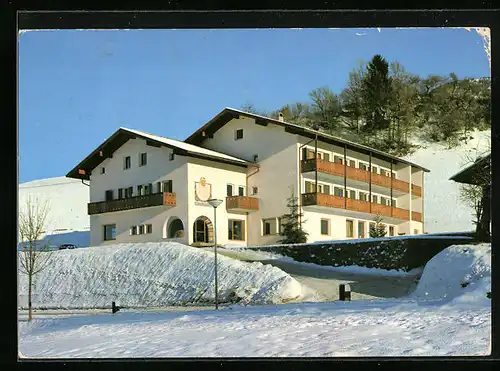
xmin=278 ymin=112 xmax=284 ymax=122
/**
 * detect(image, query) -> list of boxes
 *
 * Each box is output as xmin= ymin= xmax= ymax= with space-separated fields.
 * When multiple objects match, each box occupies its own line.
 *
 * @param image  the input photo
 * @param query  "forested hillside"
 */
xmin=242 ymin=55 xmax=490 ymax=157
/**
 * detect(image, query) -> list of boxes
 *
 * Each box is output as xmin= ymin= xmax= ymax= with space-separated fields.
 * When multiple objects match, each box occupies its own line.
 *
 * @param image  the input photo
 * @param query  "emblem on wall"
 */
xmin=195 ymin=177 xmax=212 ymax=202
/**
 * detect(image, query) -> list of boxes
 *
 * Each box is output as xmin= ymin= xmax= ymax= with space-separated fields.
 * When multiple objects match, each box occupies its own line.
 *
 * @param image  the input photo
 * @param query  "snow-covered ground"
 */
xmin=18 ymin=242 xmax=302 ymax=309
xmin=403 ymin=129 xmax=490 ymax=233
xmin=18 ymin=176 xmax=90 ymax=247
xmin=18 ymin=243 xmax=491 ymax=357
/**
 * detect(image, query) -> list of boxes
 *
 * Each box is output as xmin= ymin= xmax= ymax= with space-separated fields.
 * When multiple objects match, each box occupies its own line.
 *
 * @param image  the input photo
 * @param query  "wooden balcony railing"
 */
xmin=226 ymin=196 xmax=259 ymax=212
xmin=411 ymin=211 xmax=422 ymax=222
xmin=88 ymin=192 xmax=176 ymax=215
xmin=301 ymin=158 xmax=420 ymax=196
xmin=301 ymin=192 xmax=413 ymax=221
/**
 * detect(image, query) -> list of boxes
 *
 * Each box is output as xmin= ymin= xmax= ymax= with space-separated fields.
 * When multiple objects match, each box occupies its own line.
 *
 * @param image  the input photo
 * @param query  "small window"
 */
xmin=228 ymin=220 xmax=245 ymax=241
xmin=126 ymin=186 xmax=133 ymax=198
xmin=321 ymin=219 xmax=330 ymax=235
xmin=384 ymin=171 xmax=391 ymax=177
xmin=414 ymin=229 xmax=419 ymax=235
xmin=358 ymin=221 xmax=365 ymax=238
xmin=130 ymin=226 xmax=137 ymax=235
xmin=252 ymin=187 xmax=258 ymax=195
xmin=105 ymin=190 xmax=114 ymax=201
xmin=359 ymin=163 xmax=368 ymax=171
xmin=372 ymin=166 xmax=378 ymax=174
xmin=238 ymin=186 xmax=245 ymax=196
xmin=334 ymin=155 xmax=343 ymax=164
xmin=348 ymin=159 xmax=356 ymax=168
xmin=118 ymin=188 xmax=123 ymax=199
xmin=322 ymin=184 xmax=331 ymax=195
xmin=359 ymin=192 xmax=368 ymax=202
xmin=138 ymin=225 xmax=145 ymax=235
xmin=389 ymin=226 xmax=395 ymax=236
xmin=323 ymin=153 xmax=330 ymax=162
xmin=372 ymin=195 xmax=378 ymax=203
xmin=227 ymin=184 xmax=234 ymax=197
xmin=263 ymin=218 xmax=278 ymax=236
xmin=392 ymin=172 xmax=397 ymax=179
xmin=163 ymin=180 xmax=173 ymax=193
xmin=305 ymin=181 xmax=315 ymax=193
xmin=101 ymin=167 xmax=105 ymax=174
xmin=169 ymin=153 xmax=175 ymax=161
xmin=103 ymin=224 xmax=116 ymax=241
xmin=317 ymin=184 xmax=323 ymax=193
xmin=334 ymin=187 xmax=344 ymax=197
xmin=139 ymin=153 xmax=147 ymax=167
xmin=346 ymin=220 xmax=354 ymax=238
xmin=391 ymin=199 xmax=397 ymax=207
xmin=348 ymin=189 xmax=356 ymax=199
xmin=253 ymin=154 xmax=259 ymax=162
xmin=302 ymin=148 xmax=316 ymax=160
xmin=381 ymin=197 xmax=389 ymax=206
xmin=235 ymin=129 xmax=244 ymax=140
xmin=124 ymin=156 xmax=131 ymax=170
xmin=146 ymin=224 xmax=153 ymax=234
xmin=137 ymin=185 xmax=143 ymax=196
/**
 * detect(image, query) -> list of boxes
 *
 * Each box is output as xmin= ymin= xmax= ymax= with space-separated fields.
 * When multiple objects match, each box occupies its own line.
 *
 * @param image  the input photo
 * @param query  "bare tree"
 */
xmin=18 ymin=196 xmax=53 ymax=321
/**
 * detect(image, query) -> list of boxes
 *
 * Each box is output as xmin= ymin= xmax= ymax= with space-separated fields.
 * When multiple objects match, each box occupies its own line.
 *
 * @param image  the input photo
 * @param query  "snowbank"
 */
xmin=412 ymin=243 xmax=491 ymax=305
xmin=17 ymin=242 xmax=302 ymax=309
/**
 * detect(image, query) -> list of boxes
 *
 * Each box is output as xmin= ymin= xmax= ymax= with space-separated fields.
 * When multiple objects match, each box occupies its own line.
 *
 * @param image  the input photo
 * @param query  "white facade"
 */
xmin=72 ymin=110 xmax=426 ymax=247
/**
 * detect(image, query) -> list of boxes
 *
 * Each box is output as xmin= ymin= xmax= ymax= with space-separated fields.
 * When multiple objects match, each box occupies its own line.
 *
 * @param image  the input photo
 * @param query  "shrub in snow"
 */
xmin=17 ymin=242 xmax=302 ymax=309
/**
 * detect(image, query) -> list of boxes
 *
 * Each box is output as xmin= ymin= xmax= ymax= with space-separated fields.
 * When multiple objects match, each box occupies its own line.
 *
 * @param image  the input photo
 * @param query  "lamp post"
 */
xmin=207 ymin=198 xmax=223 ymax=309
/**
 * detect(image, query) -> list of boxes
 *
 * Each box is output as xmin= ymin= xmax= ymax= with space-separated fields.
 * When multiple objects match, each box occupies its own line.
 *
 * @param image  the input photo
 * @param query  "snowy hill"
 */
xmin=403 ymin=129 xmax=490 ymax=233
xmin=17 ymin=242 xmax=303 ymax=309
xmin=18 ymin=176 xmax=90 ymax=247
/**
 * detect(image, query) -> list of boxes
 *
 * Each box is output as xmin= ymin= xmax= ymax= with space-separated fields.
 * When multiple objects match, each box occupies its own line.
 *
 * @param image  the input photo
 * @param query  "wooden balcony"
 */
xmin=411 ymin=211 xmax=422 ymax=222
xmin=88 ymin=192 xmax=176 ymax=215
xmin=226 ymin=196 xmax=259 ymax=213
xmin=301 ymin=158 xmax=420 ymax=196
xmin=301 ymin=192 xmax=412 ymax=221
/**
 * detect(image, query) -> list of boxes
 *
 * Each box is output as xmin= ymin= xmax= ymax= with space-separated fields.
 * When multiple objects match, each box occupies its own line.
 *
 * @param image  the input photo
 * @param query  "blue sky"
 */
xmin=18 ymin=28 xmax=490 ymax=183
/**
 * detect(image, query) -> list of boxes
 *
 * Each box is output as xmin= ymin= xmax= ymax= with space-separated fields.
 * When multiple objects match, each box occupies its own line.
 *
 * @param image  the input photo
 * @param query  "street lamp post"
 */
xmin=207 ymin=198 xmax=223 ymax=309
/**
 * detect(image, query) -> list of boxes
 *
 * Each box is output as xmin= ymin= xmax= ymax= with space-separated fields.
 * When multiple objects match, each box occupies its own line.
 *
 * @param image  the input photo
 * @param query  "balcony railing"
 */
xmin=88 ymin=192 xmax=176 ymax=215
xmin=301 ymin=158 xmax=420 ymax=196
xmin=411 ymin=211 xmax=422 ymax=222
xmin=301 ymin=192 xmax=413 ymax=221
xmin=226 ymin=196 xmax=259 ymax=212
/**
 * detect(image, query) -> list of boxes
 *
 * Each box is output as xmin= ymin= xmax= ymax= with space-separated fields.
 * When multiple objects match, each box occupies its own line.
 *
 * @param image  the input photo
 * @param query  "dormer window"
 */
xmin=234 ymin=129 xmax=243 ymax=140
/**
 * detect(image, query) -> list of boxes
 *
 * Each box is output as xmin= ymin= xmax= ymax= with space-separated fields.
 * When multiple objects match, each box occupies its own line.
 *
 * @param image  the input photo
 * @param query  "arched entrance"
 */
xmin=193 ymin=216 xmax=214 ymax=244
xmin=167 ymin=217 xmax=184 ymax=239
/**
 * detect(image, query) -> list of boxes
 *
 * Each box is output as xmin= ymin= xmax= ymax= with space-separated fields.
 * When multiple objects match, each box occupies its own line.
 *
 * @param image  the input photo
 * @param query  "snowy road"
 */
xmin=215 ymin=248 xmax=419 ymax=301
xmin=18 ymin=300 xmax=490 ymax=357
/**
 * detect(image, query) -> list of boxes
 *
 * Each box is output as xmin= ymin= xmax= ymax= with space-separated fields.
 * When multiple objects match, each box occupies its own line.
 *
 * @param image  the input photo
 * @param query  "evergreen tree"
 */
xmin=361 ymin=55 xmax=393 ymax=134
xmin=279 ymin=187 xmax=308 ymax=244
xmin=369 ymin=215 xmax=387 ymax=238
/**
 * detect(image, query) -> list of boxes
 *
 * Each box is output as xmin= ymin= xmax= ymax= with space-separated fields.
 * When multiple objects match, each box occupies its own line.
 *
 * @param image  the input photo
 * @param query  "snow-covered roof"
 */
xmin=66 ymin=127 xmax=253 ymax=180
xmin=185 ymin=107 xmax=430 ymax=172
xmin=449 ymin=151 xmax=490 ymax=185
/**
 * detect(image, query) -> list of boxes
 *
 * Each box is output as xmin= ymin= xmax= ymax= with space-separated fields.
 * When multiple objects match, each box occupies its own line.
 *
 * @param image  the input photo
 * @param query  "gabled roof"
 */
xmin=185 ymin=107 xmax=430 ymax=172
xmin=450 ymin=152 xmax=491 ymax=185
xmin=66 ymin=127 xmax=253 ymax=180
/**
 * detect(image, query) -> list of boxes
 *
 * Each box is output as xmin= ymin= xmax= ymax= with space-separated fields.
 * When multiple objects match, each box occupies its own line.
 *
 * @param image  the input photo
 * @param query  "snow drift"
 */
xmin=17 ymin=242 xmax=302 ymax=309
xmin=412 ymin=243 xmax=491 ymax=305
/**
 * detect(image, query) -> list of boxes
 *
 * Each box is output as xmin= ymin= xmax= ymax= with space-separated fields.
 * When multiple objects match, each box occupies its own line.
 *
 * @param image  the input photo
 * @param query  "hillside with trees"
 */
xmin=241 ymin=55 xmax=490 ymax=157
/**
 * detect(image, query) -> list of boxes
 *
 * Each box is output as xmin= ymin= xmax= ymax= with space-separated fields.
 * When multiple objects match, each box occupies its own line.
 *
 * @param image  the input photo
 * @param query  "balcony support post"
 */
xmin=369 ymin=151 xmax=372 ymax=214
xmin=314 ymin=133 xmax=318 ymax=197
xmin=390 ymin=161 xmax=393 ymax=217
xmin=344 ymin=144 xmax=347 ymax=209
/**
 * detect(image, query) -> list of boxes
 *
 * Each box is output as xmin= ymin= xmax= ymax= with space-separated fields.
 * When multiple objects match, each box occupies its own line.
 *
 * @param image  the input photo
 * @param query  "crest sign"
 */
xmin=195 ymin=177 xmax=212 ymax=202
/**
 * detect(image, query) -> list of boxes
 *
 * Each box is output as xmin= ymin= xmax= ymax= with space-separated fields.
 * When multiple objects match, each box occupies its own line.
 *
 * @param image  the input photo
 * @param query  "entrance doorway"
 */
xmin=193 ymin=216 xmax=214 ymax=244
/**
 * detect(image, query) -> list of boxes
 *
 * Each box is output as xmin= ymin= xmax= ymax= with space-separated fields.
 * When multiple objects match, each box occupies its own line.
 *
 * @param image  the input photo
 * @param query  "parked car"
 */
xmin=58 ymin=244 xmax=77 ymax=250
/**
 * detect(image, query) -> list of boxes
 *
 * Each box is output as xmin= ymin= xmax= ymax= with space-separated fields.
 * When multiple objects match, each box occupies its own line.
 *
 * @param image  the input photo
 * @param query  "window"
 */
xmin=414 ymin=229 xmax=419 ymax=235
xmin=348 ymin=159 xmax=356 ymax=168
xmin=384 ymin=170 xmax=391 ymax=177
xmin=392 ymin=172 xmax=397 ymax=179
xmin=322 ymin=184 xmax=331 ymax=195
xmin=124 ymin=187 xmax=133 ymax=198
xmin=124 ymin=156 xmax=131 ymax=170
xmin=321 ymin=219 xmax=330 ymax=235
xmin=359 ymin=163 xmax=368 ymax=171
xmin=372 ymin=166 xmax=378 ymax=174
xmin=130 ymin=226 xmax=137 ymax=235
xmin=103 ymin=224 xmax=116 ymax=241
xmin=317 ymin=184 xmax=323 ymax=193
xmin=156 ymin=182 xmax=162 ymax=194
xmin=358 ymin=221 xmax=365 ymax=238
xmin=252 ymin=187 xmax=258 ymax=195
xmin=263 ymin=218 xmax=278 ymax=236
xmin=164 ymin=180 xmax=173 ymax=193
xmin=253 ymin=154 xmax=259 ymax=162
xmin=302 ymin=148 xmax=315 ymax=160
xmin=139 ymin=152 xmax=147 ymax=167
xmin=227 ymin=184 xmax=234 ymax=197
xmin=334 ymin=187 xmax=344 ymax=197
xmin=389 ymin=226 xmax=395 ymax=236
xmin=228 ymin=220 xmax=245 ymax=241
xmin=169 ymin=153 xmax=175 ymax=161
xmin=359 ymin=192 xmax=368 ymax=202
xmin=101 ymin=167 xmax=105 ymax=174
xmin=346 ymin=220 xmax=354 ymax=238
xmin=238 ymin=186 xmax=245 ymax=196
xmin=305 ymin=181 xmax=315 ymax=193
xmin=391 ymin=199 xmax=397 ymax=207
xmin=381 ymin=197 xmax=389 ymax=206
xmin=234 ymin=129 xmax=244 ymax=140
xmin=372 ymin=195 xmax=378 ymax=203
xmin=137 ymin=185 xmax=143 ymax=196
xmin=348 ymin=189 xmax=356 ymax=199
xmin=118 ymin=188 xmax=123 ymax=199
xmin=334 ymin=155 xmax=343 ymax=164
xmin=146 ymin=183 xmax=153 ymax=195
xmin=105 ymin=190 xmax=114 ymax=201
xmin=146 ymin=224 xmax=153 ymax=234
xmin=323 ymin=153 xmax=330 ymax=162
xmin=138 ymin=225 xmax=145 ymax=235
